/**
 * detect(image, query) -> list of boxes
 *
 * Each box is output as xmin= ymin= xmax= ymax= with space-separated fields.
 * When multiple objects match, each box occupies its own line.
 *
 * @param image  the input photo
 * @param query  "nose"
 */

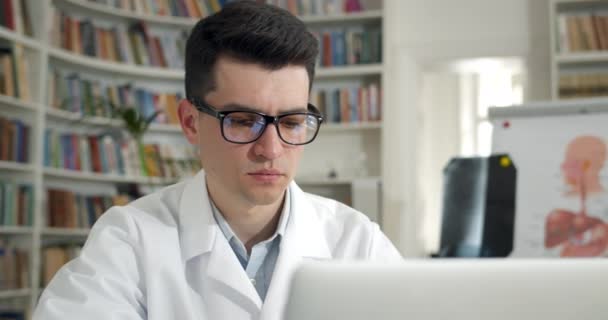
xmin=252 ymin=124 xmax=284 ymax=160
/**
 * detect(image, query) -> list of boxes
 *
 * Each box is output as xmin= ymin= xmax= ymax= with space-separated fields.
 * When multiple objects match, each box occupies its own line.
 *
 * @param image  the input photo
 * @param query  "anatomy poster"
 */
xmin=493 ymin=112 xmax=608 ymax=257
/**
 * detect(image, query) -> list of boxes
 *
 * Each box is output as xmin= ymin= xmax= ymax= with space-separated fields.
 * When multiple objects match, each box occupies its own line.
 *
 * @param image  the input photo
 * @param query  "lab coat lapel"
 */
xmin=206 ymin=232 xmax=263 ymax=310
xmin=179 ymin=170 xmax=262 ymax=314
xmin=260 ymin=182 xmax=332 ymax=320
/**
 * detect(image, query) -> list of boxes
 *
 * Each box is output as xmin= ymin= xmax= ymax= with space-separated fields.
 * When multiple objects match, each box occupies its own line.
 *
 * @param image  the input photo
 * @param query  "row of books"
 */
xmin=314 ymin=28 xmax=381 ymax=67
xmin=265 ymin=0 xmax=365 ymax=16
xmin=42 ymin=245 xmax=81 ymax=287
xmin=48 ymin=69 xmax=182 ymax=125
xmin=44 ymin=130 xmax=199 ymax=179
xmin=0 ymin=116 xmax=29 ymax=164
xmin=86 ymin=0 xmax=367 ymax=19
xmin=87 ymin=0 xmax=223 ymax=17
xmin=0 ymin=181 xmax=33 ymax=227
xmin=558 ymin=73 xmax=608 ymax=99
xmin=0 ymin=0 xmax=33 ymax=36
xmin=556 ymin=13 xmax=608 ymax=53
xmin=0 ymin=40 xmax=30 ymax=101
xmin=46 ymin=189 xmax=130 ymax=229
xmin=50 ymin=10 xmax=187 ymax=69
xmin=0 ymin=241 xmax=29 ymax=290
xmin=310 ymin=83 xmax=380 ymax=123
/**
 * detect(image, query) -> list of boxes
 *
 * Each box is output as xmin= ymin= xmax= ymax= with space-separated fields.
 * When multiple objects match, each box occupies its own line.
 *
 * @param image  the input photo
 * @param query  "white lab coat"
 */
xmin=34 ymin=170 xmax=402 ymax=320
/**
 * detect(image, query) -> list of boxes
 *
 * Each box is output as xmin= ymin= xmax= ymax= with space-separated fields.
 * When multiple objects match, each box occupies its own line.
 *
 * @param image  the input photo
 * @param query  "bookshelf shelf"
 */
xmin=43 ymin=167 xmax=179 ymax=185
xmin=45 ymin=108 xmax=121 ymax=126
xmin=321 ymin=122 xmax=382 ymax=132
xmin=55 ymin=0 xmax=382 ymax=27
xmin=556 ymin=52 xmax=608 ymax=64
xmin=54 ymin=0 xmax=198 ymax=27
xmin=301 ymin=9 xmax=383 ymax=24
xmin=316 ymin=63 xmax=383 ymax=78
xmin=48 ymin=47 xmax=185 ymax=80
xmin=41 ymin=227 xmax=90 ymax=237
xmin=46 ymin=108 xmax=183 ymax=134
xmin=0 ymin=288 xmax=31 ymax=299
xmin=0 ymin=226 xmax=33 ymax=235
xmin=0 ymin=94 xmax=40 ymax=112
xmin=0 ymin=26 xmax=41 ymax=51
xmin=48 ymin=45 xmax=378 ymax=80
xmin=296 ymin=176 xmax=381 ymax=186
xmin=0 ymin=161 xmax=34 ymax=172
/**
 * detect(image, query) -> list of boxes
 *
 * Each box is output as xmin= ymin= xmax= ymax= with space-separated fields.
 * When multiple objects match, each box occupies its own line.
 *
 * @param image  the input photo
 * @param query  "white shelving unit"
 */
xmin=0 ymin=0 xmax=386 ymax=314
xmin=40 ymin=228 xmax=90 ymax=237
xmin=549 ymin=0 xmax=608 ymax=100
xmin=0 ymin=161 xmax=35 ymax=173
xmin=0 ymin=226 xmax=34 ymax=235
xmin=48 ymin=47 xmax=186 ymax=79
xmin=0 ymin=95 xmax=40 ymax=112
xmin=0 ymin=289 xmax=32 ymax=299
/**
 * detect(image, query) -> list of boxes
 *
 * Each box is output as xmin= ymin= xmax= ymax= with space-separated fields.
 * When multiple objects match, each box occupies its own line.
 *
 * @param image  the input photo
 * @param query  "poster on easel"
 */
xmin=491 ymin=101 xmax=608 ymax=257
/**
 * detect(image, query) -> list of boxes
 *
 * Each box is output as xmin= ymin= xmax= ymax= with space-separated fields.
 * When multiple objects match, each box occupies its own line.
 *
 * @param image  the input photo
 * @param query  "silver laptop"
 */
xmin=284 ymin=259 xmax=608 ymax=320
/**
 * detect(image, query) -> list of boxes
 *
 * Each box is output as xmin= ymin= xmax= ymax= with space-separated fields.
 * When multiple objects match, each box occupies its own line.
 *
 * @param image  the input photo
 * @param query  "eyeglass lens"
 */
xmin=222 ymin=112 xmax=319 ymax=144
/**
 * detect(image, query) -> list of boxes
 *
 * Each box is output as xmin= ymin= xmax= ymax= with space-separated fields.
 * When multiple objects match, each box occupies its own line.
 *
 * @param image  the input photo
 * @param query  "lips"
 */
xmin=247 ymin=169 xmax=284 ymax=183
xmin=248 ymin=169 xmax=283 ymax=176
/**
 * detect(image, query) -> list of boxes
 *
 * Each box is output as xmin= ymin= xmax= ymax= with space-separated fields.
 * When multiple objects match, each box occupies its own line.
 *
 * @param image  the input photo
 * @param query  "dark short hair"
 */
xmin=185 ymin=1 xmax=319 ymax=100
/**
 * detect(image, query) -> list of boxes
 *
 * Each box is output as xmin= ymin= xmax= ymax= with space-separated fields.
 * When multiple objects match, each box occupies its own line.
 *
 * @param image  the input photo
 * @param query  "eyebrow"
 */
xmin=221 ymin=103 xmax=309 ymax=114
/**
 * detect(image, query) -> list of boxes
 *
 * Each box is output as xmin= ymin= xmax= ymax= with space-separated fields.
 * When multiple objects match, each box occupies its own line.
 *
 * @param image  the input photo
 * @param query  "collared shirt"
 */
xmin=210 ymin=189 xmax=290 ymax=302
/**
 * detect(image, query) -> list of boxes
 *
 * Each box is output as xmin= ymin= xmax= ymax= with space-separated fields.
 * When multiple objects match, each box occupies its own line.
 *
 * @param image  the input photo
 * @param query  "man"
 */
xmin=34 ymin=2 xmax=401 ymax=319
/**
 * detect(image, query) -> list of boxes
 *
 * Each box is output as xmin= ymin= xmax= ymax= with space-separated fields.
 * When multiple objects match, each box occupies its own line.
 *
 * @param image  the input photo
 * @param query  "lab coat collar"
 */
xmin=178 ymin=170 xmax=216 ymax=262
xmin=178 ymin=170 xmax=332 ymax=316
xmin=178 ymin=170 xmax=332 ymax=262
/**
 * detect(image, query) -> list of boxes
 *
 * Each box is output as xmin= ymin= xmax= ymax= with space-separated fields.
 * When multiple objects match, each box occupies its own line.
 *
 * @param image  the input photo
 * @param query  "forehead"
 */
xmin=205 ymin=56 xmax=310 ymax=113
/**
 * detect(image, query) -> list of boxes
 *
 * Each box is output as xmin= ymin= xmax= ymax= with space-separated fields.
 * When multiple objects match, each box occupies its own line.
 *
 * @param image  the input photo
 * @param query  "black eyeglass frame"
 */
xmin=188 ymin=97 xmax=324 ymax=145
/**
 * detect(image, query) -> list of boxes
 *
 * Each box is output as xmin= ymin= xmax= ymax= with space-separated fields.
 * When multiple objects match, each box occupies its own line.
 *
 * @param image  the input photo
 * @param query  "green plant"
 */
xmin=107 ymin=101 xmax=162 ymax=142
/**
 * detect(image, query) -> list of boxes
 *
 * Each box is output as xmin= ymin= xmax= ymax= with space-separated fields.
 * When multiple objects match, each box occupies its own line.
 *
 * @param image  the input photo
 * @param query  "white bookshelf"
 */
xmin=0 ymin=161 xmax=34 ymax=173
xmin=57 ymin=0 xmax=382 ymax=26
xmin=555 ymin=52 xmax=608 ymax=64
xmin=55 ymin=0 xmax=198 ymax=27
xmin=550 ymin=0 xmax=608 ymax=99
xmin=0 ymin=94 xmax=40 ymax=112
xmin=321 ymin=121 xmax=382 ymax=131
xmin=0 ymin=26 xmax=41 ymax=50
xmin=0 ymin=226 xmax=34 ymax=235
xmin=0 ymin=288 xmax=32 ymax=299
xmin=43 ymin=167 xmax=179 ymax=185
xmin=301 ymin=9 xmax=382 ymax=24
xmin=316 ymin=63 xmax=383 ymax=78
xmin=46 ymin=108 xmax=184 ymax=134
xmin=48 ymin=47 xmax=185 ymax=79
xmin=41 ymin=227 xmax=90 ymax=237
xmin=297 ymin=176 xmax=380 ymax=185
xmin=0 ymin=0 xmax=386 ymax=311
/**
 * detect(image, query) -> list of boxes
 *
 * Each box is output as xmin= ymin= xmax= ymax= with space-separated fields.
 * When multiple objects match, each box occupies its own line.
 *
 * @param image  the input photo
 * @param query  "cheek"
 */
xmin=286 ymin=146 xmax=303 ymax=166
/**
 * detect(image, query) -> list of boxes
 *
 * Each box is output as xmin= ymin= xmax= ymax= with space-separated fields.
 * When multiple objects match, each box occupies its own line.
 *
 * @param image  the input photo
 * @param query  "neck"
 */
xmin=208 ymin=184 xmax=285 ymax=254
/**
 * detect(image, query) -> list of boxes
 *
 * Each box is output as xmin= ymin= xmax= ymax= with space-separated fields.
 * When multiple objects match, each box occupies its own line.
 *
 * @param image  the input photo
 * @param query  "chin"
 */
xmin=245 ymin=187 xmax=288 ymax=206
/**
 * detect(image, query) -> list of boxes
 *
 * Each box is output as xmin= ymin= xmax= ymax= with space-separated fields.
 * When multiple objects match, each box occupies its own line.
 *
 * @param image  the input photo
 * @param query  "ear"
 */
xmin=178 ymin=99 xmax=199 ymax=145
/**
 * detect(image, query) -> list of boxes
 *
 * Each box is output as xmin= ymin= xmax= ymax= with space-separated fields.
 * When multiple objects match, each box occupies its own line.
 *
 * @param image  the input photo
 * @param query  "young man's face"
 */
xmin=196 ymin=56 xmax=309 ymax=207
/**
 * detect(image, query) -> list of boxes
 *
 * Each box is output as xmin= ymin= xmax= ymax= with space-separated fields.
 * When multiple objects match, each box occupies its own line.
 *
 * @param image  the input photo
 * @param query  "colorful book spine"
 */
xmin=310 ymin=83 xmax=382 ymax=123
xmin=44 ymin=129 xmax=200 ymax=179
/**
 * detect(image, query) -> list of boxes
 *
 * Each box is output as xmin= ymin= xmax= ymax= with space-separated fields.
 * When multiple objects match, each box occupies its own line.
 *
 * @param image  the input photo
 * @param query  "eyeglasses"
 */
xmin=188 ymin=97 xmax=324 ymax=145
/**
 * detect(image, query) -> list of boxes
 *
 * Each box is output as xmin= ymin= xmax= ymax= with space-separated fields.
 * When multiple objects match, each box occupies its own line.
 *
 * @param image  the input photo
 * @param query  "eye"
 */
xmin=280 ymin=115 xmax=307 ymax=129
xmin=227 ymin=113 xmax=263 ymax=127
